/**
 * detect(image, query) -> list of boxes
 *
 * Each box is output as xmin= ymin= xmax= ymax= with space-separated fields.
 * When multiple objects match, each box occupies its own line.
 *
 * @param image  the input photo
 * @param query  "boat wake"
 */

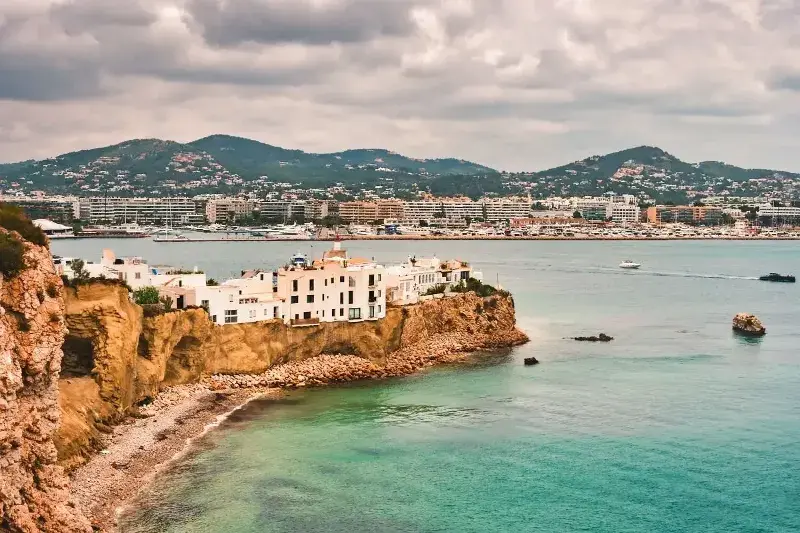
xmin=531 ymin=265 xmax=759 ymax=281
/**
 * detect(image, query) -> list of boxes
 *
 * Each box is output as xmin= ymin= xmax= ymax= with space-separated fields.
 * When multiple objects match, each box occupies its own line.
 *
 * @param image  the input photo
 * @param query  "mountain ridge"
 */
xmin=1 ymin=138 xmax=799 ymax=201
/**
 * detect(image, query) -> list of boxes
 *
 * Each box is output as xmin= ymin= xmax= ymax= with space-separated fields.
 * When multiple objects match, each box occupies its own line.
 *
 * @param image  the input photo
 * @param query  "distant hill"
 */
xmin=0 ymin=135 xmax=496 ymax=196
xmin=520 ymin=146 xmax=800 ymax=202
xmin=2 ymin=139 xmax=799 ymax=201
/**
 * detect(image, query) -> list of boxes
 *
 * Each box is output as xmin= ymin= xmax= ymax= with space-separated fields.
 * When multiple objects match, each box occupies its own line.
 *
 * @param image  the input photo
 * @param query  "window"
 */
xmin=229 ymin=294 xmax=234 ymax=302
xmin=348 ymin=291 xmax=354 ymax=304
xmin=378 ymin=305 xmax=382 ymax=314
xmin=340 ymin=276 xmax=345 ymax=283
xmin=135 ymin=272 xmax=141 ymax=279
xmin=369 ymin=274 xmax=375 ymax=286
xmin=340 ymin=308 xmax=344 ymax=317
xmin=264 ymin=309 xmax=269 ymax=316
xmin=309 ymin=279 xmax=315 ymax=291
xmin=224 ymin=310 xmax=238 ymax=324
xmin=369 ymin=306 xmax=375 ymax=318
xmin=349 ymin=276 xmax=356 ymax=288
xmin=324 ymin=279 xmax=328 ymax=287
xmin=212 ymin=315 xmax=217 ymax=322
xmin=201 ymin=300 xmax=209 ymax=308
xmin=307 ymin=295 xmax=314 ymax=303
xmin=340 ymin=292 xmax=344 ymax=304
xmin=377 ymin=274 xmax=382 ymax=282
xmin=274 ymin=307 xmax=279 ymax=318
xmin=292 ymin=279 xmax=298 ymax=292
xmin=303 ymin=311 xmax=312 ymax=319
xmin=322 ymin=310 xmax=325 ymax=317
xmin=291 ymin=295 xmax=299 ymax=304
xmin=331 ymin=277 xmax=334 ymax=284
xmin=349 ymin=308 xmax=362 ymax=320
xmin=249 ymin=310 xmax=256 ymax=319
xmin=332 ymin=309 xmax=335 ymax=318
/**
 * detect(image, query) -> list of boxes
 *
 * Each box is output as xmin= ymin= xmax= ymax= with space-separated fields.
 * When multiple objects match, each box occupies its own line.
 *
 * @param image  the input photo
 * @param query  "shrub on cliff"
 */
xmin=133 ymin=286 xmax=160 ymax=305
xmin=0 ymin=203 xmax=47 ymax=246
xmin=0 ymin=233 xmax=26 ymax=278
xmin=423 ymin=284 xmax=448 ymax=296
xmin=451 ymin=278 xmax=501 ymax=298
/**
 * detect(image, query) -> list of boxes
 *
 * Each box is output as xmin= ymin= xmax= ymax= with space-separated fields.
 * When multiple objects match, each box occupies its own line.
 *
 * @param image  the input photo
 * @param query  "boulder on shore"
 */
xmin=524 ymin=357 xmax=539 ymax=366
xmin=732 ymin=313 xmax=766 ymax=337
xmin=573 ymin=333 xmax=614 ymax=342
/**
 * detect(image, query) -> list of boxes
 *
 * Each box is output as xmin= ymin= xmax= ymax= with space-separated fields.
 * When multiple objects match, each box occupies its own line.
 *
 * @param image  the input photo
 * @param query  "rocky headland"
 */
xmin=53 ymin=281 xmax=527 ymax=530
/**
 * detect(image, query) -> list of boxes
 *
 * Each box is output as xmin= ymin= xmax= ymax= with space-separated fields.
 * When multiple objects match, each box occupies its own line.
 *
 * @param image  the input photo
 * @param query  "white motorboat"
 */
xmin=619 ymin=260 xmax=641 ymax=269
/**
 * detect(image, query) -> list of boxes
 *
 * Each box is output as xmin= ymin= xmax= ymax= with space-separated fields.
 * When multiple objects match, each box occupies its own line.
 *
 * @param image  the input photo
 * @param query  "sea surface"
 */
xmin=52 ymin=239 xmax=800 ymax=533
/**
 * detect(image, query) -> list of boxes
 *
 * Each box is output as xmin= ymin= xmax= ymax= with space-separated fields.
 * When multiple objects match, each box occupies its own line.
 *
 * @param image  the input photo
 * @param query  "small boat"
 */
xmin=758 ymin=273 xmax=795 ymax=283
xmin=619 ymin=260 xmax=641 ymax=269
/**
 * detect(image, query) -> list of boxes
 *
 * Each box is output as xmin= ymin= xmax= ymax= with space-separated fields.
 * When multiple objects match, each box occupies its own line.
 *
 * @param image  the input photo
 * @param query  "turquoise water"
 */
xmin=54 ymin=240 xmax=800 ymax=533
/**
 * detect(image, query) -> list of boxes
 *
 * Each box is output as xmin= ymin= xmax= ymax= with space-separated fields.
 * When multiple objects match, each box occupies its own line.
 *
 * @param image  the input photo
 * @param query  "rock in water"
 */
xmin=524 ymin=357 xmax=539 ymax=366
xmin=732 ymin=313 xmax=766 ymax=336
xmin=573 ymin=333 xmax=614 ymax=342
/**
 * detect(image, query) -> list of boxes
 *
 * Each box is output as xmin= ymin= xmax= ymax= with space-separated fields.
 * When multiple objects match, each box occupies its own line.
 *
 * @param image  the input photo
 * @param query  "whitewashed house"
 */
xmin=385 ymin=257 xmax=478 ymax=305
xmin=275 ymin=242 xmax=387 ymax=325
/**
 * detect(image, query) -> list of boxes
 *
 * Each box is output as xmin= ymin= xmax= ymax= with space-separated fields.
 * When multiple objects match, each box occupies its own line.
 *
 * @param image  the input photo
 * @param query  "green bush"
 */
xmin=0 ymin=233 xmax=26 ymax=278
xmin=0 ymin=203 xmax=46 ymax=246
xmin=423 ymin=284 xmax=448 ymax=296
xmin=133 ymin=286 xmax=160 ymax=305
xmin=451 ymin=278 xmax=500 ymax=298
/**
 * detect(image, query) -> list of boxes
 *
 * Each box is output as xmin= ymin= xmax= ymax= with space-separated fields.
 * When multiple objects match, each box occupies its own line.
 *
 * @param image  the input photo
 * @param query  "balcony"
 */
xmin=290 ymin=317 xmax=320 ymax=327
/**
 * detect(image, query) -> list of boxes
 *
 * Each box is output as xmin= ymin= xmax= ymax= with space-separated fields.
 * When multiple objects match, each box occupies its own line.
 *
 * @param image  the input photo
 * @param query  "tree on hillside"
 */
xmin=133 ymin=286 xmax=160 ymax=305
xmin=573 ymin=210 xmax=583 ymax=219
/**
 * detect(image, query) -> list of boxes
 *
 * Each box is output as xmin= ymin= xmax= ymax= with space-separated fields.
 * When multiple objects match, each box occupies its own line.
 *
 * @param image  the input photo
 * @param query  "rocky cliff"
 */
xmin=0 ymin=230 xmax=91 ymax=532
xmin=56 ymin=284 xmax=528 ymax=469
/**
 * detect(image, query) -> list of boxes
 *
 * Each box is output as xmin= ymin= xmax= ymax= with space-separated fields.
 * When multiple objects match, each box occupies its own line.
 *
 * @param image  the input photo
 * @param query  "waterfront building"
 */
xmin=260 ymin=200 xmax=307 ymax=222
xmin=385 ymin=257 xmax=474 ymax=305
xmin=205 ymin=198 xmax=258 ymax=223
xmin=757 ymin=205 xmax=800 ymax=225
xmin=275 ymin=242 xmax=387 ymax=325
xmin=605 ymin=203 xmax=641 ymax=224
xmin=33 ymin=219 xmax=74 ymax=238
xmin=339 ymin=202 xmax=379 ymax=223
xmin=1 ymin=195 xmax=80 ymax=224
xmin=646 ymin=206 xmax=724 ymax=225
xmin=80 ymin=197 xmax=203 ymax=225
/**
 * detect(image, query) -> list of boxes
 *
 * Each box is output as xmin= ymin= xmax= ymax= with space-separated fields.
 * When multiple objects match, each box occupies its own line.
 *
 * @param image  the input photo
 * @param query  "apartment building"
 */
xmin=205 ymin=198 xmax=258 ymax=223
xmin=1 ymin=195 xmax=80 ymax=224
xmin=645 ymin=206 xmax=724 ymax=225
xmin=79 ymin=197 xmax=203 ymax=225
xmin=339 ymin=201 xmax=379 ymax=223
xmin=605 ymin=203 xmax=641 ymax=224
xmin=276 ymin=242 xmax=387 ymax=325
xmin=260 ymin=200 xmax=307 ymax=222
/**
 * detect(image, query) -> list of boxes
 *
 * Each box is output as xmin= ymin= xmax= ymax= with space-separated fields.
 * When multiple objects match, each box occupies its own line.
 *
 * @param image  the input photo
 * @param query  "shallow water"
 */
xmin=53 ymin=240 xmax=800 ymax=533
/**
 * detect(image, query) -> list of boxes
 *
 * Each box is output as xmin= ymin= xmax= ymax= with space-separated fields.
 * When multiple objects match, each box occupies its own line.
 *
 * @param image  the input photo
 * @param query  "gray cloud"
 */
xmin=184 ymin=0 xmax=422 ymax=46
xmin=1 ymin=0 xmax=800 ymax=171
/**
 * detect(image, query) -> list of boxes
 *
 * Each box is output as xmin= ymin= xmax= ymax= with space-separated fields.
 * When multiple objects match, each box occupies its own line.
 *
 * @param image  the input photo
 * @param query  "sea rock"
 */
xmin=573 ymin=333 xmax=614 ymax=342
xmin=524 ymin=357 xmax=539 ymax=366
xmin=732 ymin=313 xmax=766 ymax=337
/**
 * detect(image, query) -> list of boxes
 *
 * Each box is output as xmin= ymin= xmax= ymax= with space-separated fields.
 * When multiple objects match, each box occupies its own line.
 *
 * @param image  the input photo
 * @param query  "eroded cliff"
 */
xmin=0 ymin=230 xmax=91 ymax=532
xmin=56 ymin=284 xmax=528 ymax=469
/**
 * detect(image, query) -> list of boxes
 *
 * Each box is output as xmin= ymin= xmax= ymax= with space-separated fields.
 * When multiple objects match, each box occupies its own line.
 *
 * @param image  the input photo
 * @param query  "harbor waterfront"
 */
xmin=48 ymin=238 xmax=800 ymax=533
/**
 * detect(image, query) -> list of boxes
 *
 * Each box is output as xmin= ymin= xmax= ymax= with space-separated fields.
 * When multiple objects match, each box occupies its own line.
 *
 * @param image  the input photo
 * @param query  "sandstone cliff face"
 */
xmin=56 ymin=284 xmax=527 ymax=468
xmin=0 ymin=230 xmax=91 ymax=532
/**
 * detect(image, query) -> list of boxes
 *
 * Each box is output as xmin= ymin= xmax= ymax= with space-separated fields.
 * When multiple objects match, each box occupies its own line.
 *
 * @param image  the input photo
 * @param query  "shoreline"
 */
xmin=60 ymin=235 xmax=800 ymax=242
xmin=69 ymin=328 xmax=529 ymax=532
xmin=69 ymin=385 xmax=277 ymax=532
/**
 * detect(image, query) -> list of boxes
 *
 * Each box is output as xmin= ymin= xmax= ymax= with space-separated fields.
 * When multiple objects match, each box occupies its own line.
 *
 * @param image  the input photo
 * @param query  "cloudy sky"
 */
xmin=2 ymin=0 xmax=800 ymax=171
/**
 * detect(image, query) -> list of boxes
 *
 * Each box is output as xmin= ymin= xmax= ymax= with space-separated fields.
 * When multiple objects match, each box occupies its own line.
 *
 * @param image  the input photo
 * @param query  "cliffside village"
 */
xmin=53 ymin=242 xmax=477 ymax=327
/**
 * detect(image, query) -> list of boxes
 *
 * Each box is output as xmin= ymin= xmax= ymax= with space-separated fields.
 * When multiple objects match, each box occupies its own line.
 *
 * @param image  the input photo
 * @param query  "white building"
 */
xmin=276 ymin=242 xmax=387 ymax=325
xmin=79 ymin=197 xmax=203 ymax=225
xmin=385 ymin=257 xmax=475 ymax=305
xmin=159 ymin=270 xmax=283 ymax=325
xmin=605 ymin=203 xmax=641 ymax=224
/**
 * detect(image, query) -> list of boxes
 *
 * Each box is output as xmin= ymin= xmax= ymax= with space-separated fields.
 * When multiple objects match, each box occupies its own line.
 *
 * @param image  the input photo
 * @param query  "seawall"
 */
xmin=56 ymin=284 xmax=528 ymax=470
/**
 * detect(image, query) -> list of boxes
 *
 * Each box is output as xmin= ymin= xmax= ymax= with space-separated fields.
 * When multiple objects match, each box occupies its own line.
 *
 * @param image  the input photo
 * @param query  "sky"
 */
xmin=2 ymin=0 xmax=800 ymax=172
